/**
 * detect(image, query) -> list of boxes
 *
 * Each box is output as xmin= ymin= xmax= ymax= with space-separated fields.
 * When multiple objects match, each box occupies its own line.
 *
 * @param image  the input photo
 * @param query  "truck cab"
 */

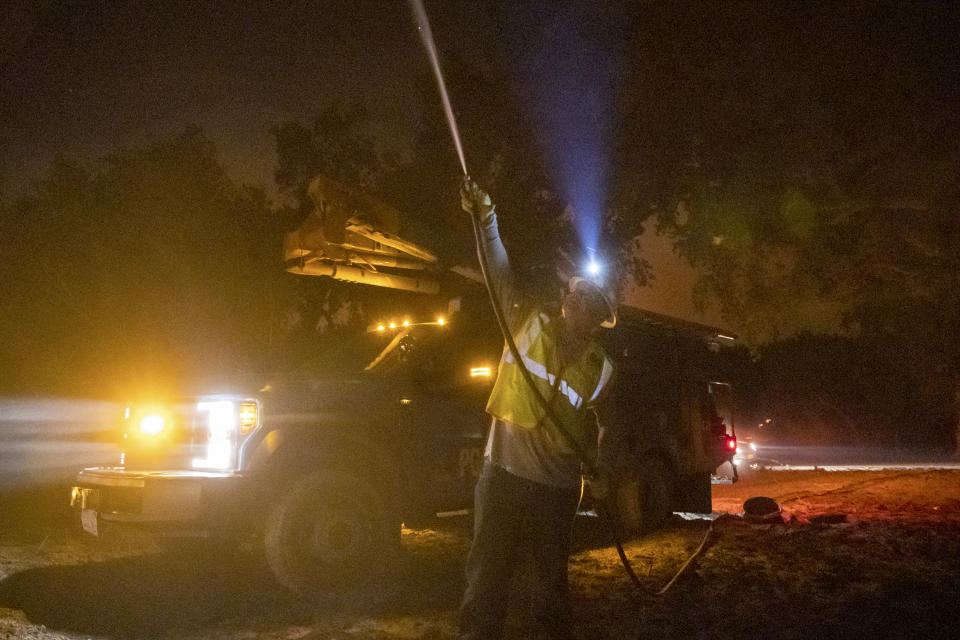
xmin=71 ymin=300 xmax=737 ymax=598
xmin=72 ymin=303 xmax=503 ymax=598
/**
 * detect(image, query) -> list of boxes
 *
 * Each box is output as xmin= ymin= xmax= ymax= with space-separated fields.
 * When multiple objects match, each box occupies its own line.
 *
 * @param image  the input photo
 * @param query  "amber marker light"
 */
xmin=470 ymin=366 xmax=492 ymax=377
xmin=239 ymin=402 xmax=258 ymax=435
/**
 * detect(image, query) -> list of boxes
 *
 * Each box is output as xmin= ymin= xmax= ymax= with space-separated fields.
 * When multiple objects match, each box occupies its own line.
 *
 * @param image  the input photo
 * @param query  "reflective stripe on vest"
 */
xmin=485 ymin=310 xmax=613 ymax=450
xmin=503 ymin=350 xmax=586 ymax=409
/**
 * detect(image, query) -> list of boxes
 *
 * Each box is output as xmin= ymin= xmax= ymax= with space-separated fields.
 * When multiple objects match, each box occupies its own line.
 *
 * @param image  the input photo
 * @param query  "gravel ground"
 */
xmin=1 ymin=469 xmax=959 ymax=639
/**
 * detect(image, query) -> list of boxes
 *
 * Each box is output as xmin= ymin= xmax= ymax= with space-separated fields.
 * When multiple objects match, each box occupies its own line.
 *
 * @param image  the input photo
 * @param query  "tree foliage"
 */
xmin=0 ymin=128 xmax=280 ymax=397
xmin=271 ymin=103 xmax=383 ymax=226
xmin=586 ymin=2 xmax=960 ymax=447
xmin=380 ymin=54 xmax=650 ymax=302
xmin=602 ymin=3 xmax=959 ymax=345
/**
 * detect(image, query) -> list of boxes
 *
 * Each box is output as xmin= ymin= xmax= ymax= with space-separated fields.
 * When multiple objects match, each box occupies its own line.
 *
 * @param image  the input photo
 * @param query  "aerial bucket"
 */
xmin=283 ymin=175 xmax=440 ymax=293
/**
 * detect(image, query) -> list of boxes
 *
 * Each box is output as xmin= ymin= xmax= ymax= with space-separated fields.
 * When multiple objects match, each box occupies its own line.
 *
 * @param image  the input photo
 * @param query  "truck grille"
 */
xmin=73 ymin=486 xmax=142 ymax=514
xmin=100 ymin=486 xmax=143 ymax=514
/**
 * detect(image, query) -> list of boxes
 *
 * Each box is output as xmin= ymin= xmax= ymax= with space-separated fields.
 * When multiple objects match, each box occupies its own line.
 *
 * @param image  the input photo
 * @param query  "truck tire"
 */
xmin=612 ymin=458 xmax=672 ymax=536
xmin=264 ymin=470 xmax=399 ymax=603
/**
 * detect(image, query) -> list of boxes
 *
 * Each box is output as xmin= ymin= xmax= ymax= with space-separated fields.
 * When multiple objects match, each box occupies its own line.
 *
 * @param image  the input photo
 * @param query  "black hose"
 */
xmin=468 ymin=198 xmax=644 ymax=591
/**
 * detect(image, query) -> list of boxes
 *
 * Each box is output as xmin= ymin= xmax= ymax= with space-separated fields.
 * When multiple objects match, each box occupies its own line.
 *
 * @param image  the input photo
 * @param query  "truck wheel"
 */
xmin=264 ymin=470 xmax=399 ymax=603
xmin=612 ymin=458 xmax=672 ymax=536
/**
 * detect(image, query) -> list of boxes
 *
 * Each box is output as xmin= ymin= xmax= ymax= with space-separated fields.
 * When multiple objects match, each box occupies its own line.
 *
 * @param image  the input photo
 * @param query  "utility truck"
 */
xmin=71 ymin=176 xmax=738 ymax=598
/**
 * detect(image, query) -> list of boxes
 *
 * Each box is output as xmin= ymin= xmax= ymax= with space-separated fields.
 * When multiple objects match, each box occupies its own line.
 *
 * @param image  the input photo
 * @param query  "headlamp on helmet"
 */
xmin=568 ymin=276 xmax=617 ymax=329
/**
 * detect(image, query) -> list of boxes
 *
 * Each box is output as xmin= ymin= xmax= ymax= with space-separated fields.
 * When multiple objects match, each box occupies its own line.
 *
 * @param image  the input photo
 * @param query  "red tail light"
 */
xmin=725 ymin=436 xmax=737 ymax=451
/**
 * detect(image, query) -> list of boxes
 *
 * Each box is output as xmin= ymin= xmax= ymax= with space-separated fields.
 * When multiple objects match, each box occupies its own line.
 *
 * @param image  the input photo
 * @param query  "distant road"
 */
xmin=767 ymin=462 xmax=960 ymax=471
xmin=736 ymin=444 xmax=959 ymax=473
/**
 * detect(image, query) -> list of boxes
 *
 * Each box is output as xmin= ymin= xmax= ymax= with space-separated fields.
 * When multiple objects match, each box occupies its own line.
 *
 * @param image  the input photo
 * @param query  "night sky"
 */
xmin=2 ymin=1 xmax=435 ymax=193
xmin=4 ymin=1 xmax=957 ymax=193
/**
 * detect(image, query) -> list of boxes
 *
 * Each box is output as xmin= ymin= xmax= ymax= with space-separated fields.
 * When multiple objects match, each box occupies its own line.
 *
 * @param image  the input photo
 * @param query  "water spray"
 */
xmin=409 ymin=0 xmax=468 ymax=177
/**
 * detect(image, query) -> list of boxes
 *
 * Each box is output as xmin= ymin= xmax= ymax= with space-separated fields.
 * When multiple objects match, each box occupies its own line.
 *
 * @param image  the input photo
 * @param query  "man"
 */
xmin=459 ymin=181 xmax=616 ymax=640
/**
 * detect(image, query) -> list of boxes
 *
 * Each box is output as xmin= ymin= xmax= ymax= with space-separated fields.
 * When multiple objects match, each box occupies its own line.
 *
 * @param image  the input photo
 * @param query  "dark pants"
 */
xmin=459 ymin=462 xmax=581 ymax=640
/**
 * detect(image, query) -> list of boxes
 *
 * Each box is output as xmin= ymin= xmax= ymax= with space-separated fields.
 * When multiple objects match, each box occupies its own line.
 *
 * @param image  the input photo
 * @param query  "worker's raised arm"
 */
xmin=461 ymin=180 xmax=528 ymax=325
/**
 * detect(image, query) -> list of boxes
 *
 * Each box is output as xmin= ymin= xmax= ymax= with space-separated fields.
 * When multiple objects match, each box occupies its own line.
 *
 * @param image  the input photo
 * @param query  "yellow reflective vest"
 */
xmin=486 ymin=310 xmax=615 ymax=453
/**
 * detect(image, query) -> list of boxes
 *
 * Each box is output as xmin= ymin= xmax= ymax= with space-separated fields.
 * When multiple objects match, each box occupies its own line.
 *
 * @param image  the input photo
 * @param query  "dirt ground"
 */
xmin=1 ymin=468 xmax=958 ymax=639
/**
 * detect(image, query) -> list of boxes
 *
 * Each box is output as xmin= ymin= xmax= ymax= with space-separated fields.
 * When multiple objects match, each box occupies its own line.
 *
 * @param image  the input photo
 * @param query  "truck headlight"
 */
xmin=192 ymin=400 xmax=236 ymax=470
xmin=191 ymin=398 xmax=260 ymax=470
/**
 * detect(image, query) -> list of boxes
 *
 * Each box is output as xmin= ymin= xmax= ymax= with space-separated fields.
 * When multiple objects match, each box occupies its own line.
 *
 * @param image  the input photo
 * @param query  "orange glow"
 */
xmin=470 ymin=366 xmax=492 ymax=377
xmin=239 ymin=402 xmax=258 ymax=434
xmin=139 ymin=413 xmax=165 ymax=435
xmin=126 ymin=405 xmax=175 ymax=443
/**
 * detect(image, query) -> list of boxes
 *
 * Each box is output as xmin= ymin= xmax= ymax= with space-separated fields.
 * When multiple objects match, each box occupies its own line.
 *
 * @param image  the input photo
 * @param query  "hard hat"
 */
xmin=568 ymin=276 xmax=617 ymax=329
